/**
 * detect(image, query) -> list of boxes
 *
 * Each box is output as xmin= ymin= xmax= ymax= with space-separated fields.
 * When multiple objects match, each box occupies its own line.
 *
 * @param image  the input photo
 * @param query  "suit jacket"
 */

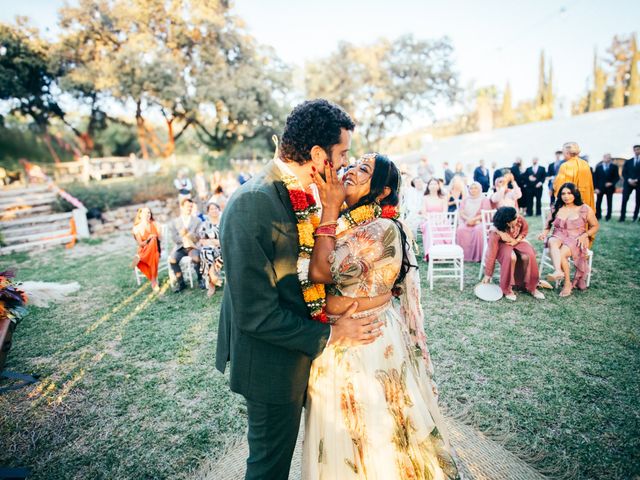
xmin=473 ymin=166 xmax=491 ymax=192
xmin=510 ymin=164 xmax=525 ymax=189
xmin=622 ymin=157 xmax=640 ymax=184
xmin=444 ymin=169 xmax=454 ymax=185
xmin=593 ymin=162 xmax=620 ymax=191
xmin=169 ymin=215 xmax=201 ymax=251
xmin=547 ymin=159 xmax=564 ymax=189
xmin=216 ymin=161 xmax=330 ymax=404
xmin=524 ymin=165 xmax=546 ymax=190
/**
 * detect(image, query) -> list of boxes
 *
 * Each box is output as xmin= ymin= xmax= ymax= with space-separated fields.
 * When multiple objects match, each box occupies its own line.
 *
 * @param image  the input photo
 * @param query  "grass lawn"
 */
xmin=1 ymin=220 xmax=639 ymax=479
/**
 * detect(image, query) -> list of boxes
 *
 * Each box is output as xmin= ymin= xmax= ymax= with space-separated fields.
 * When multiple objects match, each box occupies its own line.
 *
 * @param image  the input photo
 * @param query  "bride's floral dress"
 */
xmin=302 ymin=218 xmax=462 ymax=479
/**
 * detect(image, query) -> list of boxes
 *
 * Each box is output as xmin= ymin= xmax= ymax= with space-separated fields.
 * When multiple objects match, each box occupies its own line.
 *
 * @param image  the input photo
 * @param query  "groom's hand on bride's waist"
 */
xmin=327 ymin=301 xmax=383 ymax=347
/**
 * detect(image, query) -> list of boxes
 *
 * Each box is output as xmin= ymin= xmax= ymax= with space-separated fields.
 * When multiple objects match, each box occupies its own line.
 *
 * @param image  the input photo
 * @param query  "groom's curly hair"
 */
xmin=279 ymin=99 xmax=355 ymax=165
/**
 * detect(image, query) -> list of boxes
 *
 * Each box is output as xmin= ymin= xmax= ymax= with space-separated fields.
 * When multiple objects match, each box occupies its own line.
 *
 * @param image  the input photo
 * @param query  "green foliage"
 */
xmin=0 ymin=21 xmax=63 ymax=130
xmin=93 ymin=122 xmax=140 ymax=157
xmin=306 ymin=35 xmax=459 ymax=150
xmin=53 ymin=175 xmax=176 ymax=213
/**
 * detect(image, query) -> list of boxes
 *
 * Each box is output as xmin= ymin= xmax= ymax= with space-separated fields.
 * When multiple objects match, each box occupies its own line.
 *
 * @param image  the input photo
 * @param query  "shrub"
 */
xmin=53 ymin=175 xmax=176 ymax=213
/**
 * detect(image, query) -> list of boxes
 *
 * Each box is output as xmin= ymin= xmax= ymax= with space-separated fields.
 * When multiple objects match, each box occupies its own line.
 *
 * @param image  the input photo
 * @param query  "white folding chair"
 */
xmin=425 ymin=212 xmax=464 ymax=290
xmin=538 ymin=244 xmax=593 ymax=288
xmin=478 ymin=209 xmax=497 ymax=279
xmin=134 ymin=223 xmax=171 ymax=286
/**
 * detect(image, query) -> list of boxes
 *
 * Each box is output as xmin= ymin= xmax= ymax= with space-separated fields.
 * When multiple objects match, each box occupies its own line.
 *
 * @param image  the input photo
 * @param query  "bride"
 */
xmin=303 ymin=153 xmax=462 ymax=479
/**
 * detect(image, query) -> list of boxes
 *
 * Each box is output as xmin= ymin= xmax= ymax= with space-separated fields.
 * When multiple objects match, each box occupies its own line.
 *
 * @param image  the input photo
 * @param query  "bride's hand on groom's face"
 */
xmin=312 ymin=160 xmax=346 ymax=217
xmin=327 ymin=301 xmax=384 ymax=347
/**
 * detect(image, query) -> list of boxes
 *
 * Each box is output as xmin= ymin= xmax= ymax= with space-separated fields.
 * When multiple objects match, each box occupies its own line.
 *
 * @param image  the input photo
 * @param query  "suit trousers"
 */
xmin=244 ymin=393 xmax=305 ymax=480
xmin=526 ymin=187 xmax=543 ymax=216
xmin=620 ymin=184 xmax=640 ymax=220
xmin=595 ymin=189 xmax=614 ymax=220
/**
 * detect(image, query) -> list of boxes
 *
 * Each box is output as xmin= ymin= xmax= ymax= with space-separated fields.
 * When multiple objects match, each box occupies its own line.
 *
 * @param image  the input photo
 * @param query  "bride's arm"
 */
xmin=309 ymin=164 xmax=344 ymax=283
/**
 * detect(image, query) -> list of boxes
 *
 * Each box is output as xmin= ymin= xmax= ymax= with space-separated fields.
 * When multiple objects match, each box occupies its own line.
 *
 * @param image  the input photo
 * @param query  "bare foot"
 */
xmin=559 ymin=286 xmax=573 ymax=297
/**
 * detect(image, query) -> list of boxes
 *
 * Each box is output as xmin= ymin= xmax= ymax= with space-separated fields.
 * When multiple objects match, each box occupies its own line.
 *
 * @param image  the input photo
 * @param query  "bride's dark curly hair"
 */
xmin=279 ymin=99 xmax=355 ymax=165
xmin=343 ymin=153 xmax=417 ymax=287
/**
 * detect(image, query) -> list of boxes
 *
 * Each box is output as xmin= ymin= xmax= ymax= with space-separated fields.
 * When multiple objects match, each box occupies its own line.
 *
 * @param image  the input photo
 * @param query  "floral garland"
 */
xmin=336 ymin=203 xmax=400 ymax=235
xmin=0 ymin=270 xmax=28 ymax=325
xmin=280 ymin=159 xmax=401 ymax=323
xmin=280 ymin=173 xmax=328 ymax=323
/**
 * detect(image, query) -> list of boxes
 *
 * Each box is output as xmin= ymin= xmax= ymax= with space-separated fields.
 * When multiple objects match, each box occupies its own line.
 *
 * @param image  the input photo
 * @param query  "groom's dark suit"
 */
xmin=216 ymin=161 xmax=330 ymax=479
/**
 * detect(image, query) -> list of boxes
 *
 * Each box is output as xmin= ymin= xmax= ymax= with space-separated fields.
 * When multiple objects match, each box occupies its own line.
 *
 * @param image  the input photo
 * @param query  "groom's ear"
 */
xmin=310 ymin=145 xmax=327 ymax=169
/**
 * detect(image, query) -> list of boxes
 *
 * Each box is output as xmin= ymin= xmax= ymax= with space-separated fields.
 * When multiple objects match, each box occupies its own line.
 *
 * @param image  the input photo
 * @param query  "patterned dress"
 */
xmin=197 ymin=218 xmax=222 ymax=284
xmin=303 ymin=218 xmax=462 ymax=480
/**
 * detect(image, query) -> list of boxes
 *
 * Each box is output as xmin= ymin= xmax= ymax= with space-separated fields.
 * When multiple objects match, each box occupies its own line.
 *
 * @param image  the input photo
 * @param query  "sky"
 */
xmin=1 ymin=0 xmax=638 ymax=125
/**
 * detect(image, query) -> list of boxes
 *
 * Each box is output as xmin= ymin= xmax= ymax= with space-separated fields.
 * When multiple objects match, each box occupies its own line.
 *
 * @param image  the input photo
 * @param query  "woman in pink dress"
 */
xmin=491 ymin=172 xmax=522 ymax=209
xmin=457 ymin=182 xmax=491 ymax=262
xmin=538 ymin=182 xmax=599 ymax=297
xmin=419 ymin=178 xmax=448 ymax=260
xmin=482 ymin=206 xmax=545 ymax=301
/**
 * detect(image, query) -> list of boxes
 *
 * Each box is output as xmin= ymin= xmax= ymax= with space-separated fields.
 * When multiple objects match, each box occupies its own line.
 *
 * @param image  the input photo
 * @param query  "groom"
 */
xmin=216 ymin=99 xmax=382 ymax=479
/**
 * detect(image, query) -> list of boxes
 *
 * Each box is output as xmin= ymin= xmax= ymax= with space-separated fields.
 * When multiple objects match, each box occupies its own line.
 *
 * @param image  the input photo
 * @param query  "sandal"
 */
xmin=546 ymin=271 xmax=563 ymax=283
xmin=559 ymin=288 xmax=573 ymax=298
xmin=504 ymin=292 xmax=517 ymax=301
xmin=531 ymin=289 xmax=545 ymax=300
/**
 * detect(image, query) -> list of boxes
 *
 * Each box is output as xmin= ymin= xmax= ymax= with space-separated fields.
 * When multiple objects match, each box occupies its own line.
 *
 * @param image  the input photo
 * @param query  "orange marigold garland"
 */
xmin=280 ymin=172 xmax=328 ymax=323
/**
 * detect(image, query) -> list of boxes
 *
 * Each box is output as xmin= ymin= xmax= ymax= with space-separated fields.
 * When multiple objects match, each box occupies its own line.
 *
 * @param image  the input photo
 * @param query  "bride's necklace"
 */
xmin=336 ymin=203 xmax=400 ymax=235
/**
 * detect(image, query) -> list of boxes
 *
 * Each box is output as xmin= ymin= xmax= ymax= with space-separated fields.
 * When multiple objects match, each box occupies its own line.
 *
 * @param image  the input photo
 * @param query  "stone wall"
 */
xmin=88 ymin=198 xmax=179 ymax=236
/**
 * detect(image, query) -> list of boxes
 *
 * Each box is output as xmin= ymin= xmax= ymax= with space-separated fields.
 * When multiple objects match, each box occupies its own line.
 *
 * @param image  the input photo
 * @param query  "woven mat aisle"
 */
xmin=196 ymin=417 xmax=547 ymax=480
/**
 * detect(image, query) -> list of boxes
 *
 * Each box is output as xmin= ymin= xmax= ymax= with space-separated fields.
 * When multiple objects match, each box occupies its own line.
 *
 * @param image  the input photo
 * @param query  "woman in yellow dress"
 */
xmin=303 ymin=153 xmax=462 ymax=479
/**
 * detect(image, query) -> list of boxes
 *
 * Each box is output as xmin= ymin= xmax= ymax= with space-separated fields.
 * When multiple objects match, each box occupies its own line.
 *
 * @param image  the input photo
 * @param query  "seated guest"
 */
xmin=402 ymin=177 xmax=425 ymax=236
xmin=491 ymin=172 xmax=522 ymax=209
xmin=457 ymin=182 xmax=491 ymax=262
xmin=538 ymin=182 xmax=599 ymax=297
xmin=419 ymin=178 xmax=448 ymax=260
xmin=132 ymin=207 xmax=161 ymax=292
xmin=482 ymin=206 xmax=544 ymax=301
xmin=169 ymin=198 xmax=204 ymax=292
xmin=198 ymin=202 xmax=224 ymax=297
xmin=447 ymin=175 xmax=466 ymax=212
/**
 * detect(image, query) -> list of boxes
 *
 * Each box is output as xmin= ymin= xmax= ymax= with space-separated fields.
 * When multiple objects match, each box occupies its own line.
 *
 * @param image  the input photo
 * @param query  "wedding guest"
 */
xmin=547 ymin=150 xmax=564 ymax=204
xmin=169 ymin=198 xmax=204 ymax=292
xmin=482 ymin=206 xmax=544 ymax=301
xmin=619 ymin=145 xmax=640 ymax=222
xmin=208 ymin=184 xmax=228 ymax=212
xmin=447 ymin=175 xmax=466 ymax=212
xmin=539 ymin=182 xmax=599 ymax=297
xmin=473 ymin=159 xmax=491 ymax=192
xmin=402 ymin=177 xmax=425 ymax=236
xmin=453 ymin=162 xmax=466 ymax=183
xmin=198 ymin=202 xmax=224 ymax=297
xmin=417 ymin=156 xmax=435 ymax=182
xmin=457 ymin=182 xmax=491 ymax=262
xmin=491 ymin=173 xmax=522 ymax=209
xmin=553 ymin=142 xmax=595 ymax=211
xmin=173 ymin=168 xmax=193 ymax=201
xmin=442 ymin=161 xmax=454 ymax=185
xmin=420 ymin=178 xmax=448 ymax=260
xmin=593 ymin=153 xmax=620 ymax=221
xmin=132 ymin=207 xmax=161 ymax=292
xmin=524 ymin=157 xmax=546 ymax=216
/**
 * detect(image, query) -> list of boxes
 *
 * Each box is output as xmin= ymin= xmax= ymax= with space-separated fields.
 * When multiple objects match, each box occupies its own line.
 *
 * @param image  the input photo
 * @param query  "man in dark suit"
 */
xmin=593 ymin=153 xmax=620 ymax=221
xmin=620 ymin=145 xmax=640 ymax=222
xmin=473 ymin=159 xmax=491 ymax=192
xmin=524 ymin=157 xmax=546 ymax=216
xmin=547 ymin=150 xmax=564 ymax=205
xmin=216 ymin=100 xmax=380 ymax=480
xmin=511 ymin=157 xmax=526 ymax=211
xmin=442 ymin=161 xmax=454 ymax=185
